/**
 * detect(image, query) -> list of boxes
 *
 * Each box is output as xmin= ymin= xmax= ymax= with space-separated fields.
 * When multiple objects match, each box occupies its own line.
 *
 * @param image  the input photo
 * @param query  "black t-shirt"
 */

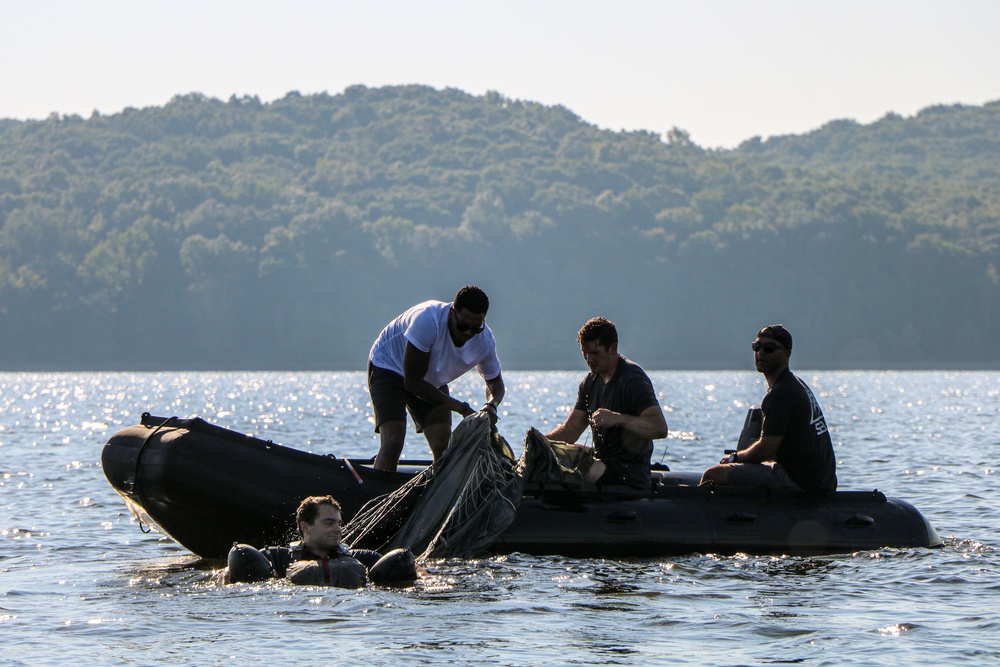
xmin=761 ymin=369 xmax=838 ymax=492
xmin=574 ymin=356 xmax=660 ymax=487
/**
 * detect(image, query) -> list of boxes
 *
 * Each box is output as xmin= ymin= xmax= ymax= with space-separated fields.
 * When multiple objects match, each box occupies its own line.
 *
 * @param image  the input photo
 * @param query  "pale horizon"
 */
xmin=3 ymin=0 xmax=999 ymax=148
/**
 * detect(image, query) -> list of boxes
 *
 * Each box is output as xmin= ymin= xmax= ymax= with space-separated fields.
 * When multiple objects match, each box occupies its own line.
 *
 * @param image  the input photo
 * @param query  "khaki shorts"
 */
xmin=726 ymin=461 xmax=801 ymax=490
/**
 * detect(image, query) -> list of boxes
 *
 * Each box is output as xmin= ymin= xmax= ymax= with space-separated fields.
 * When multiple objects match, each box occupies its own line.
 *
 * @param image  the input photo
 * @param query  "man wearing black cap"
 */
xmin=700 ymin=324 xmax=837 ymax=493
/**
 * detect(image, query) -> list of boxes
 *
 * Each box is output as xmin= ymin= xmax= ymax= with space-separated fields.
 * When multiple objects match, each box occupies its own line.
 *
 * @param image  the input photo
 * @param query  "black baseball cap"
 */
xmin=757 ymin=324 xmax=792 ymax=351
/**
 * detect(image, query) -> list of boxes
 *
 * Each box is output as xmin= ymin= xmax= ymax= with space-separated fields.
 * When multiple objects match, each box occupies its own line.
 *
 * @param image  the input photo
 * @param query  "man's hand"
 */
xmin=482 ymin=402 xmax=499 ymax=426
xmin=590 ymin=408 xmax=621 ymax=427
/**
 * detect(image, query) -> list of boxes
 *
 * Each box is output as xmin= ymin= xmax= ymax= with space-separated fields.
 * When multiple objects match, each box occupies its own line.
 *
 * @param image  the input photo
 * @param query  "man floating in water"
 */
xmin=220 ymin=495 xmax=420 ymax=588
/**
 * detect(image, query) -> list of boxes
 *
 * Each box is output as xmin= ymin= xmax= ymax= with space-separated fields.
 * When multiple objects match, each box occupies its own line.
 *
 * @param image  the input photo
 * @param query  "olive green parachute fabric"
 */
xmin=518 ymin=427 xmax=594 ymax=491
xmin=343 ymin=413 xmax=522 ymax=561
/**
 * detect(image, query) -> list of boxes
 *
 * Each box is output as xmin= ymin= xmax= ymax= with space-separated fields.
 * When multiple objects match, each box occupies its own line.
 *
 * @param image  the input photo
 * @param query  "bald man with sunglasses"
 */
xmin=368 ymin=285 xmax=505 ymax=471
xmin=700 ymin=324 xmax=837 ymax=493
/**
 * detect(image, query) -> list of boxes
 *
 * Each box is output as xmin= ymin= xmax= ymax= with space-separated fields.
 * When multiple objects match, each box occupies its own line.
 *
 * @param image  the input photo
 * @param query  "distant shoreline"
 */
xmin=3 ymin=363 xmax=998 ymax=373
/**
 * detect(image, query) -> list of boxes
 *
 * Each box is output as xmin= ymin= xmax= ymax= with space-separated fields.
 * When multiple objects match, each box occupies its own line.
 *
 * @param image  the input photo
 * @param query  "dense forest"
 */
xmin=1 ymin=85 xmax=998 ymax=370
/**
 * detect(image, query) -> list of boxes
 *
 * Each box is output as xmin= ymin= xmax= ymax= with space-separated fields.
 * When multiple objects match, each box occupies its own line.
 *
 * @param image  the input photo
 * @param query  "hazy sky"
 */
xmin=3 ymin=0 xmax=998 ymax=148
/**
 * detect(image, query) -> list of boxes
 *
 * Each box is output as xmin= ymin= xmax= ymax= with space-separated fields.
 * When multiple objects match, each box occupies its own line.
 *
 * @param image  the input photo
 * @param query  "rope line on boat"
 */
xmin=126 ymin=413 xmax=178 ymax=496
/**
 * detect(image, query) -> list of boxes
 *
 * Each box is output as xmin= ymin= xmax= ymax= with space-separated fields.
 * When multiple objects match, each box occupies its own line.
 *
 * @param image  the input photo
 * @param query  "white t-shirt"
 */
xmin=368 ymin=300 xmax=501 ymax=387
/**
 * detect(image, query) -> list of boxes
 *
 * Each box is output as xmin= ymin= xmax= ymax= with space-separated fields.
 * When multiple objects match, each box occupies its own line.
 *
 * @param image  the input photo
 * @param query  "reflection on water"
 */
xmin=1 ymin=371 xmax=999 ymax=665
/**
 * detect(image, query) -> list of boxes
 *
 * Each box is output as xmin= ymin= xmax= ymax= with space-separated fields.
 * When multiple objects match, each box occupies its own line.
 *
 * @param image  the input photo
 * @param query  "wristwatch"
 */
xmin=728 ymin=452 xmax=740 ymax=463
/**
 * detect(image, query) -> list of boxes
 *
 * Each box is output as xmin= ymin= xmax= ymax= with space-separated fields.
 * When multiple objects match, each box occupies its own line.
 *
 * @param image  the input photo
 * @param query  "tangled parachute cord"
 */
xmin=343 ymin=412 xmax=523 ymax=561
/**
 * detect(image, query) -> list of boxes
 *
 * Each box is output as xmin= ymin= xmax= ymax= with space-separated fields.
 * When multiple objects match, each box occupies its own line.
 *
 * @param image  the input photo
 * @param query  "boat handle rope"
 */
xmin=124 ymin=412 xmax=179 ymax=497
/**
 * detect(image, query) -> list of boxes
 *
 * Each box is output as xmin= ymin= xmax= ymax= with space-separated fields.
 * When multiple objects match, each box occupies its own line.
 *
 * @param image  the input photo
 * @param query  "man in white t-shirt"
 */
xmin=367 ymin=285 xmax=505 ymax=471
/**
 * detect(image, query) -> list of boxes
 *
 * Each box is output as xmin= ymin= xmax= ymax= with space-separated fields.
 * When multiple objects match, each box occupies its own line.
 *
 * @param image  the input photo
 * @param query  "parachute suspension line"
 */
xmin=657 ymin=439 xmax=669 ymax=465
xmin=416 ymin=435 xmax=519 ymax=561
xmin=343 ymin=413 xmax=522 ymax=562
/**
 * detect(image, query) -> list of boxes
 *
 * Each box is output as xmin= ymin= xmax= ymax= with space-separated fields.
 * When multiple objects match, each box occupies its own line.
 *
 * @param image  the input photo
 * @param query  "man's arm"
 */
xmin=725 ymin=435 xmax=782 ymax=464
xmin=481 ymin=372 xmax=505 ymax=423
xmin=402 ymin=342 xmax=474 ymax=416
xmin=591 ymin=405 xmax=668 ymax=440
xmin=545 ymin=408 xmax=590 ymax=444
xmin=484 ymin=372 xmax=505 ymax=407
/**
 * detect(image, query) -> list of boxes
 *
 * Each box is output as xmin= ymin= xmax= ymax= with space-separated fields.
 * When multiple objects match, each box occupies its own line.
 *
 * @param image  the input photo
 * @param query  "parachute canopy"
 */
xmin=344 ymin=413 xmax=522 ymax=561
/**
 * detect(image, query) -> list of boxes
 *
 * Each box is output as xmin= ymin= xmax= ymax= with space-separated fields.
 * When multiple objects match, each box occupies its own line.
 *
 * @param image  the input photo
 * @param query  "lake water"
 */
xmin=2 ymin=370 xmax=998 ymax=666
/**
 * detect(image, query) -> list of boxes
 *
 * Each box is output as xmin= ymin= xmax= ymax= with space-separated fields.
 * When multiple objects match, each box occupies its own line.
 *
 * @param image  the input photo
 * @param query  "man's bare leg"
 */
xmin=374 ymin=420 xmax=406 ymax=472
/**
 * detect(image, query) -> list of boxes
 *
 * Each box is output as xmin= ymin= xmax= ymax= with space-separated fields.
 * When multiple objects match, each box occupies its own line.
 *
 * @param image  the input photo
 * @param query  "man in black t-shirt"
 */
xmin=545 ymin=317 xmax=668 ymax=488
xmin=700 ymin=324 xmax=838 ymax=493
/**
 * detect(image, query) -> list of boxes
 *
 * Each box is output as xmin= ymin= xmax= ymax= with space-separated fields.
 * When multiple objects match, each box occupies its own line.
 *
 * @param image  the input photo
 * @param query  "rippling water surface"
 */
xmin=2 ymin=370 xmax=998 ymax=666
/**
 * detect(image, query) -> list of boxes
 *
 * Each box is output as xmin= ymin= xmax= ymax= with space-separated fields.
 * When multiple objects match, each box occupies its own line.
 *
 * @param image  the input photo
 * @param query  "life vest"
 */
xmin=226 ymin=542 xmax=417 ymax=588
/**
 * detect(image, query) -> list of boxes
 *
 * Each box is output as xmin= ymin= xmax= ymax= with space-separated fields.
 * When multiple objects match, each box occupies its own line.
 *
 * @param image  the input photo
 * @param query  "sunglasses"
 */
xmin=453 ymin=314 xmax=484 ymax=335
xmin=751 ymin=341 xmax=784 ymax=353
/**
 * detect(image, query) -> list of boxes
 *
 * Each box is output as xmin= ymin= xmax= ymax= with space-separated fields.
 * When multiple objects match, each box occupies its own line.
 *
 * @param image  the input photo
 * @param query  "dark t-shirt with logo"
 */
xmin=762 ymin=369 xmax=838 ymax=492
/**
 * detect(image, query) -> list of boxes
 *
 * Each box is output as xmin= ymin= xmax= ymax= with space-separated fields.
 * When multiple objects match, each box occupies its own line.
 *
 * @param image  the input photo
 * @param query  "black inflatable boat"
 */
xmin=101 ymin=414 xmax=942 ymax=560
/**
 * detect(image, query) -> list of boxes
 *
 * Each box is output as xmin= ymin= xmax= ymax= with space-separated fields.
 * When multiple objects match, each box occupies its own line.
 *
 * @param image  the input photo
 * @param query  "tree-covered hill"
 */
xmin=0 ymin=85 xmax=997 ymax=370
xmin=740 ymin=102 xmax=1000 ymax=184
